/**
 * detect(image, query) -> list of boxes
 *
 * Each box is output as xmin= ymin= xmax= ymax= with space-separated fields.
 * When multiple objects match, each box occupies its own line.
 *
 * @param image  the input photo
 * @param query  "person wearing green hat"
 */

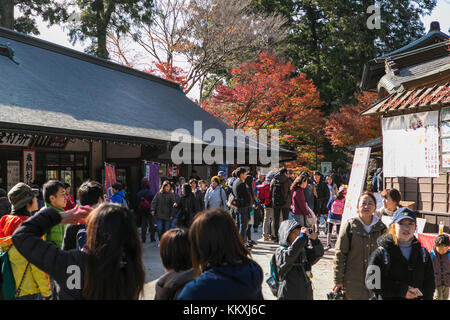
xmin=0 ymin=183 xmax=52 ymax=300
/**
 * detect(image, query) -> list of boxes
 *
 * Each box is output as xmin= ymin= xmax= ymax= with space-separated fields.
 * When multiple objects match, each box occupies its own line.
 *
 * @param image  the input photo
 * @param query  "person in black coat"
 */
xmin=174 ymin=184 xmax=200 ymax=228
xmin=12 ymin=203 xmax=145 ymax=300
xmin=365 ymin=208 xmax=435 ymax=300
xmin=62 ymin=180 xmax=104 ymax=251
xmin=313 ymin=171 xmax=330 ymax=233
xmin=154 ymin=228 xmax=195 ymax=300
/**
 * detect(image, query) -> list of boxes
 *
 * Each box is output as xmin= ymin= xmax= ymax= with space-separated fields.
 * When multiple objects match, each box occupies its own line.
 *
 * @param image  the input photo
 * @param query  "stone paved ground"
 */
xmin=139 ymin=226 xmax=336 ymax=300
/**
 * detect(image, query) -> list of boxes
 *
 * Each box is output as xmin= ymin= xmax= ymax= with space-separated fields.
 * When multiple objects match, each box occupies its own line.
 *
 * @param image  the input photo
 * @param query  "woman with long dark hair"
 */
xmin=375 ymin=189 xmax=402 ymax=219
xmin=174 ymin=184 xmax=200 ymax=228
xmin=12 ymin=203 xmax=145 ymax=300
xmin=151 ymin=180 xmax=177 ymax=241
xmin=177 ymin=208 xmax=263 ymax=300
xmin=244 ymin=175 xmax=256 ymax=248
xmin=290 ymin=175 xmax=310 ymax=227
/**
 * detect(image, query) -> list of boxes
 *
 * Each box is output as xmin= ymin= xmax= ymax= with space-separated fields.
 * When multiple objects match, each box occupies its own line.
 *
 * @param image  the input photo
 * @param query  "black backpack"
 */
xmin=272 ymin=176 xmax=285 ymax=207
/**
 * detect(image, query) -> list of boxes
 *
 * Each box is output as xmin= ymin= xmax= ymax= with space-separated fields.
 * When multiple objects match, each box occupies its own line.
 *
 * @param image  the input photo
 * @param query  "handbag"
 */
xmin=305 ymin=203 xmax=317 ymax=227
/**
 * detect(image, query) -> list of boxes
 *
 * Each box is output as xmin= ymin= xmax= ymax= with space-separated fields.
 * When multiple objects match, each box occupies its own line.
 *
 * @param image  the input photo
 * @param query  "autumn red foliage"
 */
xmin=145 ymin=61 xmax=189 ymax=92
xmin=324 ymin=92 xmax=381 ymax=147
xmin=201 ymin=51 xmax=324 ymax=168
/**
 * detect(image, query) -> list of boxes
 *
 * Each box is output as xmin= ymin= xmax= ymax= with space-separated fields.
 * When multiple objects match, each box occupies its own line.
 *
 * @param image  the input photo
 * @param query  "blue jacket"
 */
xmin=178 ymin=260 xmax=264 ymax=300
xmin=111 ymin=190 xmax=126 ymax=204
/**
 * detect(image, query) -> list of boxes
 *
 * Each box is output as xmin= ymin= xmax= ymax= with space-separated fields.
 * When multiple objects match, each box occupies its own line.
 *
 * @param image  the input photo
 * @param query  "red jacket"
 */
xmin=256 ymin=183 xmax=271 ymax=206
xmin=291 ymin=187 xmax=309 ymax=216
xmin=64 ymin=194 xmax=76 ymax=211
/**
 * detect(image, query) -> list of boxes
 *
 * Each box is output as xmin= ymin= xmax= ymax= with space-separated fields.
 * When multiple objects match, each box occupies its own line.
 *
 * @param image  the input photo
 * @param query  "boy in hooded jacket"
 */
xmin=275 ymin=219 xmax=324 ymax=300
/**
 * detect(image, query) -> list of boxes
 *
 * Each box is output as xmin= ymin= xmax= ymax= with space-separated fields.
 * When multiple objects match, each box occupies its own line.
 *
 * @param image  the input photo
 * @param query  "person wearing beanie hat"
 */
xmin=204 ymin=176 xmax=227 ymax=210
xmin=0 ymin=183 xmax=52 ymax=299
xmin=365 ymin=207 xmax=435 ymax=300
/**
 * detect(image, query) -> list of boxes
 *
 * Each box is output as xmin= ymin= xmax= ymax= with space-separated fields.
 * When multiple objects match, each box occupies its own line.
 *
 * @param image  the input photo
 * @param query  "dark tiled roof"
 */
xmin=0 ymin=27 xmax=296 ymax=157
xmin=0 ymin=27 xmax=228 ymax=145
xmin=361 ymin=83 xmax=450 ymax=116
xmin=377 ymin=54 xmax=450 ymax=94
xmin=360 ymin=26 xmax=449 ymax=91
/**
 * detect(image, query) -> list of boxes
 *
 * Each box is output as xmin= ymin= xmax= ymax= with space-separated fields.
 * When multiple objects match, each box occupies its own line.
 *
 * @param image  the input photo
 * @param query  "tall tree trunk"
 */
xmin=96 ymin=24 xmax=109 ymax=59
xmin=0 ymin=0 xmax=15 ymax=30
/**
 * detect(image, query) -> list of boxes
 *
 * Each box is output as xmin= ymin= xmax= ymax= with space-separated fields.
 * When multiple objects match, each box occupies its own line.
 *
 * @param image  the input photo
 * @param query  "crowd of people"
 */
xmin=0 ymin=166 xmax=448 ymax=301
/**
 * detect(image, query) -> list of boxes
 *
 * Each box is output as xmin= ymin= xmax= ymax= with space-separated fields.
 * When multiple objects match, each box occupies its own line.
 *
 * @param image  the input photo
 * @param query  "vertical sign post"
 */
xmin=340 ymin=147 xmax=372 ymax=235
xmin=23 ymin=150 xmax=36 ymax=185
xmin=105 ymin=163 xmax=116 ymax=201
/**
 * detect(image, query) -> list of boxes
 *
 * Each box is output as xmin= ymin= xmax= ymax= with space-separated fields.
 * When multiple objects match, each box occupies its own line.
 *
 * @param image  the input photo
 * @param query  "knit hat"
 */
xmin=211 ymin=176 xmax=220 ymax=184
xmin=218 ymin=171 xmax=226 ymax=177
xmin=338 ymin=186 xmax=347 ymax=194
xmin=8 ymin=183 xmax=38 ymax=211
xmin=265 ymin=171 xmax=277 ymax=182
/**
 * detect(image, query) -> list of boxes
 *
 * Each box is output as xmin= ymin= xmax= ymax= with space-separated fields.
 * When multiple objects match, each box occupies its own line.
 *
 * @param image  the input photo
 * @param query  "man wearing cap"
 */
xmin=0 ymin=183 xmax=52 ymax=299
xmin=366 ymin=207 xmax=435 ymax=300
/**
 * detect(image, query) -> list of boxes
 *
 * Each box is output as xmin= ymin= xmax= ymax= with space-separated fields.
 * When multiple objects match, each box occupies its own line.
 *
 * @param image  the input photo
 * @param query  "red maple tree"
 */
xmin=145 ymin=61 xmax=189 ymax=92
xmin=324 ymin=92 xmax=381 ymax=147
xmin=202 ymin=51 xmax=324 ymax=168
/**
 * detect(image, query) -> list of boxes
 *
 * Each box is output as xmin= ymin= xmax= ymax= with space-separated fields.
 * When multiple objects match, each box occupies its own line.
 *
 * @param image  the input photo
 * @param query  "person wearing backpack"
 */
xmin=325 ymin=186 xmax=347 ymax=250
xmin=137 ymin=178 xmax=156 ymax=243
xmin=429 ymin=234 xmax=450 ymax=300
xmin=365 ymin=208 xmax=435 ymax=300
xmin=0 ymin=183 xmax=51 ymax=300
xmin=232 ymin=167 xmax=252 ymax=243
xmin=62 ymin=180 xmax=104 ymax=251
xmin=111 ymin=182 xmax=128 ymax=208
xmin=270 ymin=168 xmax=292 ymax=243
xmin=272 ymin=219 xmax=324 ymax=299
xmin=204 ymin=176 xmax=227 ymax=210
xmin=333 ymin=192 xmax=386 ymax=300
xmin=257 ymin=171 xmax=276 ymax=241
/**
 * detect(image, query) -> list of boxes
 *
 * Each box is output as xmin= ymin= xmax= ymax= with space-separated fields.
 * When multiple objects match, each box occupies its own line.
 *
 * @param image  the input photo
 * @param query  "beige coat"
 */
xmin=333 ymin=217 xmax=387 ymax=300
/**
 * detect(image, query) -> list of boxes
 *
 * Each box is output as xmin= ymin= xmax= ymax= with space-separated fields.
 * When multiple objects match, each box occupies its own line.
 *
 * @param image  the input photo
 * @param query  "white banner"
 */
xmin=382 ymin=111 xmax=439 ymax=177
xmin=23 ymin=150 xmax=36 ymax=185
xmin=7 ymin=160 xmax=20 ymax=192
xmin=340 ymin=147 xmax=371 ymax=234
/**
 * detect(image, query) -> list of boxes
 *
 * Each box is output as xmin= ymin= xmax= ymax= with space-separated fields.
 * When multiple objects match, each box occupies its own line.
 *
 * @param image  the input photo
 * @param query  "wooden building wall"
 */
xmin=385 ymin=175 xmax=450 ymax=231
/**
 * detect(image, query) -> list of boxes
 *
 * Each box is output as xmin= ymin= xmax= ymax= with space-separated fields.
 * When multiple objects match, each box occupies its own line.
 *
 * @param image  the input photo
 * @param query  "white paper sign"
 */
xmin=7 ymin=160 xmax=20 ymax=192
xmin=321 ymin=162 xmax=332 ymax=176
xmin=340 ymin=147 xmax=371 ymax=234
xmin=23 ymin=150 xmax=35 ymax=185
xmin=382 ymin=111 xmax=439 ymax=177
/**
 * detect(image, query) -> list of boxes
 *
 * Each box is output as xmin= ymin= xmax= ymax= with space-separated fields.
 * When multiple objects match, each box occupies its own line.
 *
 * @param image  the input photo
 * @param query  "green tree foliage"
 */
xmin=44 ymin=0 xmax=154 ymax=59
xmin=254 ymin=0 xmax=436 ymax=111
xmin=0 ymin=0 xmax=63 ymax=35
